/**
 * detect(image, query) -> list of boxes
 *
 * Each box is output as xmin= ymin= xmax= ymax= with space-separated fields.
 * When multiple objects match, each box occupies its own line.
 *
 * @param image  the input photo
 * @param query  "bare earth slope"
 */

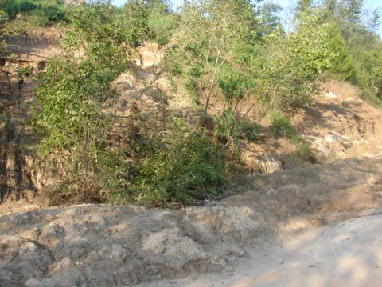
xmin=1 ymin=80 xmax=382 ymax=286
xmin=1 ymin=39 xmax=382 ymax=286
xmin=142 ymin=213 xmax=382 ymax=287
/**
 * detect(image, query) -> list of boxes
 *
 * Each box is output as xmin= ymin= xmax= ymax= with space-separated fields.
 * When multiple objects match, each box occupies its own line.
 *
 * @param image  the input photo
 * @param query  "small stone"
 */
xmin=24 ymin=278 xmax=41 ymax=287
xmin=219 ymin=259 xmax=226 ymax=266
xmin=325 ymin=91 xmax=338 ymax=99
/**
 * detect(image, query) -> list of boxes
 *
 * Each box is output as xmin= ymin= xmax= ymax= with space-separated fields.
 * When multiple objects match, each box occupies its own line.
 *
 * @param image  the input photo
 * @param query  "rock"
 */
xmin=141 ymin=228 xmax=207 ymax=269
xmin=135 ymin=42 xmax=163 ymax=68
xmin=63 ymin=0 xmax=85 ymax=6
xmin=40 ymin=224 xmax=65 ymax=244
xmin=0 ymin=240 xmax=54 ymax=283
xmin=253 ymin=156 xmax=283 ymax=174
xmin=105 ymin=65 xmax=167 ymax=125
xmin=97 ymin=244 xmax=128 ymax=260
xmin=308 ymin=131 xmax=353 ymax=160
xmin=52 ymin=257 xmax=72 ymax=272
xmin=325 ymin=91 xmax=338 ymax=99
xmin=324 ymin=134 xmax=335 ymax=143
xmin=25 ymin=278 xmax=42 ymax=287
xmin=111 ymin=64 xmax=157 ymax=91
xmin=22 ymin=189 xmax=35 ymax=201
xmin=185 ymin=206 xmax=260 ymax=241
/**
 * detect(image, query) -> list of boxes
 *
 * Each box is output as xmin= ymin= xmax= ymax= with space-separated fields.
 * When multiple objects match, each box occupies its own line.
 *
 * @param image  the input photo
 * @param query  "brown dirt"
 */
xmin=1 ymin=29 xmax=382 ymax=286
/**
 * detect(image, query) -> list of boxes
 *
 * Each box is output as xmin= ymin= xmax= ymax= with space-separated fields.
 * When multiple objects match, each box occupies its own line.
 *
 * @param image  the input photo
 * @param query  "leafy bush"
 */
xmin=35 ymin=57 xmax=122 ymax=203
xmin=19 ymin=65 xmax=33 ymax=76
xmin=216 ymin=110 xmax=260 ymax=142
xmin=28 ymin=9 xmax=49 ymax=26
xmin=146 ymin=0 xmax=180 ymax=46
xmin=217 ymin=64 xmax=251 ymax=109
xmin=34 ymin=3 xmax=151 ymax=202
xmin=4 ymin=0 xmax=37 ymax=19
xmin=64 ymin=3 xmax=150 ymax=65
xmin=0 ymin=0 xmax=67 ymax=26
xmin=255 ymin=8 xmax=354 ymax=109
xmin=42 ymin=4 xmax=65 ymax=22
xmin=164 ymin=0 xmax=259 ymax=117
xmin=349 ymin=34 xmax=382 ymax=104
xmin=0 ymin=8 xmax=7 ymax=54
xmin=256 ymin=33 xmax=317 ymax=109
xmin=291 ymin=8 xmax=354 ymax=80
xmin=35 ymin=2 xmax=228 ymax=206
xmin=269 ymin=110 xmax=296 ymax=139
xmin=236 ymin=118 xmax=261 ymax=141
xmin=129 ymin=121 xmax=226 ymax=206
xmin=122 ymin=0 xmax=151 ymax=47
xmin=269 ymin=110 xmax=314 ymax=162
xmin=295 ymin=140 xmax=313 ymax=162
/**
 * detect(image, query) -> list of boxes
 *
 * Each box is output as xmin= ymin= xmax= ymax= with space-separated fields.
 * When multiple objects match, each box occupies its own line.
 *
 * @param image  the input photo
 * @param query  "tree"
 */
xmin=323 ymin=0 xmax=382 ymax=104
xmin=143 ymin=0 xmax=180 ymax=46
xmin=366 ymin=8 xmax=381 ymax=33
xmin=0 ymin=7 xmax=6 ymax=55
xmin=324 ymin=0 xmax=337 ymax=15
xmin=296 ymin=0 xmax=313 ymax=14
xmin=337 ymin=0 xmax=363 ymax=25
xmin=257 ymin=2 xmax=282 ymax=36
xmin=35 ymin=3 xmax=150 ymax=201
xmin=256 ymin=6 xmax=354 ymax=109
xmin=0 ymin=0 xmax=9 ymax=55
xmin=165 ymin=0 xmax=259 ymax=120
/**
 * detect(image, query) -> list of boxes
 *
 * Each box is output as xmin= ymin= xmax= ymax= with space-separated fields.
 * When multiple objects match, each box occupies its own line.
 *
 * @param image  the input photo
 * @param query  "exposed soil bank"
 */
xmin=140 ymin=213 xmax=382 ymax=287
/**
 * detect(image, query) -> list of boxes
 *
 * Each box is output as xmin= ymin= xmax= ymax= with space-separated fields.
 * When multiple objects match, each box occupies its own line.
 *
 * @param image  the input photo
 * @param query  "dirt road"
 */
xmin=141 ymin=213 xmax=382 ymax=287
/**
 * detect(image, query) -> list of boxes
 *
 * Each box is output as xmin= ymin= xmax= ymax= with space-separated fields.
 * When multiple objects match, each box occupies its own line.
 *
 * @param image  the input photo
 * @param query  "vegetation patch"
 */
xmin=128 ymin=121 xmax=226 ymax=206
xmin=4 ymin=0 xmax=378 ymax=206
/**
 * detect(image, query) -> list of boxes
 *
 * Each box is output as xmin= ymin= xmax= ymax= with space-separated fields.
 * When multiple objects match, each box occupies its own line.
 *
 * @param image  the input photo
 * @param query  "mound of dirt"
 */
xmin=1 ymin=148 xmax=382 ymax=286
xmin=139 ymin=213 xmax=382 ymax=287
xmin=0 ymin=205 xmax=263 ymax=286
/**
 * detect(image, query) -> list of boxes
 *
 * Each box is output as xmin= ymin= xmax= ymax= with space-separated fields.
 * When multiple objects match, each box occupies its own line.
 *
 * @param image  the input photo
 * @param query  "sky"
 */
xmin=110 ymin=0 xmax=382 ymax=36
xmin=271 ymin=0 xmax=382 ymax=35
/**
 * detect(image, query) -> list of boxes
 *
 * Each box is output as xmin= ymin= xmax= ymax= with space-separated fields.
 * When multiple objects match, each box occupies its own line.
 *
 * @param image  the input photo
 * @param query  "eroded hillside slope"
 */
xmin=1 ymin=53 xmax=382 ymax=286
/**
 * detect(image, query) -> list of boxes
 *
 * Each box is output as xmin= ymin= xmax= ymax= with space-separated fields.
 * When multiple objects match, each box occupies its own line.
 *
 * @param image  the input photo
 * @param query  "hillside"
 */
xmin=1 ymin=80 xmax=382 ymax=285
xmin=1 ymin=32 xmax=382 ymax=287
xmin=1 ymin=0 xmax=382 ymax=286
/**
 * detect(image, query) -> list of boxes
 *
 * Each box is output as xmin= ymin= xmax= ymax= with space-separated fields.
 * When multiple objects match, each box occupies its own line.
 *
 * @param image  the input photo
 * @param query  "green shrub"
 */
xmin=123 ymin=0 xmax=151 ymax=47
xmin=351 ymin=42 xmax=382 ymax=104
xmin=295 ymin=140 xmax=313 ymax=161
xmin=217 ymin=64 xmax=251 ymax=108
xmin=164 ymin=0 xmax=258 ymax=118
xmin=0 ymin=8 xmax=7 ymax=54
xmin=269 ymin=110 xmax=296 ymax=139
xmin=255 ymin=8 xmax=354 ymax=110
xmin=143 ymin=0 xmax=180 ymax=46
xmin=291 ymin=9 xmax=354 ymax=79
xmin=236 ymin=118 xmax=261 ymax=141
xmin=216 ymin=110 xmax=261 ymax=142
xmin=256 ymin=31 xmax=316 ymax=109
xmin=4 ymin=0 xmax=37 ymax=19
xmin=42 ymin=5 xmax=65 ymax=22
xmin=269 ymin=110 xmax=314 ymax=162
xmin=19 ymin=65 xmax=33 ymax=76
xmin=28 ymin=9 xmax=49 ymax=26
xmin=129 ymin=121 xmax=226 ymax=206
xmin=34 ymin=3 xmax=151 ymax=202
xmin=0 ymin=0 xmax=67 ymax=26
xmin=148 ymin=12 xmax=180 ymax=46
xmin=216 ymin=110 xmax=237 ymax=141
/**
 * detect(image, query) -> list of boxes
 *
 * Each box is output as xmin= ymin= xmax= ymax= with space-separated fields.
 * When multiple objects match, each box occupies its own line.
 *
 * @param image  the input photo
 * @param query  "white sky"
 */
xmin=110 ymin=0 xmax=382 ymax=36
